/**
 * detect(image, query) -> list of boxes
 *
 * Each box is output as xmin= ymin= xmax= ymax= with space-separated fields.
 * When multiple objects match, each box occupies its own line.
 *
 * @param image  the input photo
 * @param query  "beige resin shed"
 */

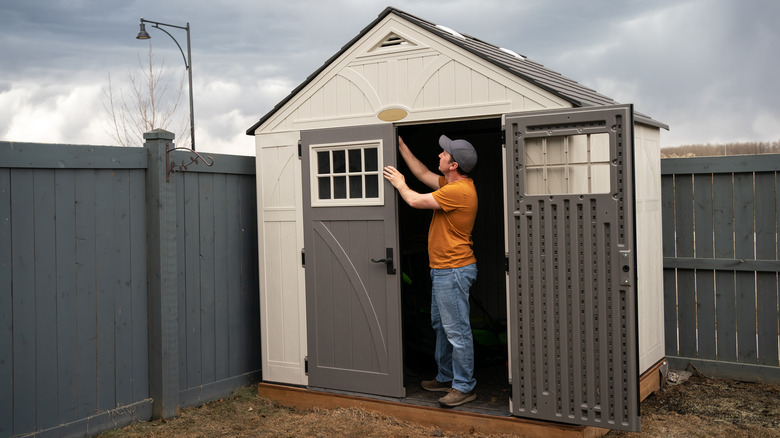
xmin=247 ymin=7 xmax=667 ymax=432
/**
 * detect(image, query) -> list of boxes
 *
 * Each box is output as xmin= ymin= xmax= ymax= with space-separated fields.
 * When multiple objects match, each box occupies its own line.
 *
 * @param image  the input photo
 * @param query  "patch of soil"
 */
xmin=101 ymin=374 xmax=780 ymax=438
xmin=607 ymin=374 xmax=780 ymax=438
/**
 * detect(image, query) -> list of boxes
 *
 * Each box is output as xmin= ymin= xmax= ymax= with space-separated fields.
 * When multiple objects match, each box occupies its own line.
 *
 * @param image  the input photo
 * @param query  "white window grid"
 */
xmin=310 ymin=140 xmax=384 ymax=207
xmin=524 ymin=133 xmax=612 ymax=195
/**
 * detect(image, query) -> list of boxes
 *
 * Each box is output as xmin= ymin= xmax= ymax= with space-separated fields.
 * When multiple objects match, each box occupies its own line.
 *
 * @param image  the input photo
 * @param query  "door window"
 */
xmin=524 ymin=132 xmax=610 ymax=194
xmin=310 ymin=141 xmax=383 ymax=206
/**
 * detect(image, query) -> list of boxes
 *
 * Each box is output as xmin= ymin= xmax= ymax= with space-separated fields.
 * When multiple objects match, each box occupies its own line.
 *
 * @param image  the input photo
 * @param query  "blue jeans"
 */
xmin=430 ymin=263 xmax=477 ymax=393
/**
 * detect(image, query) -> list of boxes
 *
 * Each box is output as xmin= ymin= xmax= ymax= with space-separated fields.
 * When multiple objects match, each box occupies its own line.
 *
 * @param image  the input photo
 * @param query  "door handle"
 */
xmin=371 ymin=247 xmax=396 ymax=275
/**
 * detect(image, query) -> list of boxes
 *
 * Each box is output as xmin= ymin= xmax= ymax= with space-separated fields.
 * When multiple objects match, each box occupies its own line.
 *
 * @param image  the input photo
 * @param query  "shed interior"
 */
xmin=396 ymin=118 xmax=509 ymax=414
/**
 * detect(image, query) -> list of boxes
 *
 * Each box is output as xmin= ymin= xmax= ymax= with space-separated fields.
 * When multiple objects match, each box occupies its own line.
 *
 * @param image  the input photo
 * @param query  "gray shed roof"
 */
xmin=246 ymin=7 xmax=668 ymax=135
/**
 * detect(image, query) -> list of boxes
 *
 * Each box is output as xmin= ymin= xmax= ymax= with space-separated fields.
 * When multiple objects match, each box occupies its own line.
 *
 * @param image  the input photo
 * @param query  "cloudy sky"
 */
xmin=1 ymin=0 xmax=777 ymax=155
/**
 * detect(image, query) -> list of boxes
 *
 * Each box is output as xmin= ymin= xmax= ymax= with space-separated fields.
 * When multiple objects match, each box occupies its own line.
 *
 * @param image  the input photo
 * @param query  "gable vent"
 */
xmin=380 ymin=33 xmax=409 ymax=48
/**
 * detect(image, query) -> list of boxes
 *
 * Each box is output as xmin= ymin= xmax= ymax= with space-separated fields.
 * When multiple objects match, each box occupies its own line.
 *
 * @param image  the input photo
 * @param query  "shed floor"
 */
xmin=403 ymin=362 xmax=510 ymax=416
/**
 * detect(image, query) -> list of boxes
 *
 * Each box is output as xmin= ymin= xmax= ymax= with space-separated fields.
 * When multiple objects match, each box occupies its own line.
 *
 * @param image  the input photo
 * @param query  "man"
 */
xmin=383 ymin=134 xmax=478 ymax=407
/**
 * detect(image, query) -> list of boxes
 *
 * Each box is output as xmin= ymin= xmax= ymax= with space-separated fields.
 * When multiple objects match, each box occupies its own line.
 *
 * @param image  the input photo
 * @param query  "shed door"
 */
xmin=505 ymin=105 xmax=640 ymax=431
xmin=301 ymin=124 xmax=404 ymax=398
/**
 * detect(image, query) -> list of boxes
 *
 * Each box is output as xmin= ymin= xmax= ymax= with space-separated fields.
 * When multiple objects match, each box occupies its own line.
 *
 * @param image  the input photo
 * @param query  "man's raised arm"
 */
xmin=397 ymin=136 xmax=440 ymax=190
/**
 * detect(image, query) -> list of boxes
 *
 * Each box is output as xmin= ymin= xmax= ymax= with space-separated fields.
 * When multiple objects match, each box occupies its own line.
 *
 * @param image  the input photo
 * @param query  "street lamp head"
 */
xmin=136 ymin=22 xmax=151 ymax=40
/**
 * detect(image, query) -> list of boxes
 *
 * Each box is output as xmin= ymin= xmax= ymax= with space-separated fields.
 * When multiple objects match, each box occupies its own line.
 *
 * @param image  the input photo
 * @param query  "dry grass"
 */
xmin=100 ymin=374 xmax=780 ymax=438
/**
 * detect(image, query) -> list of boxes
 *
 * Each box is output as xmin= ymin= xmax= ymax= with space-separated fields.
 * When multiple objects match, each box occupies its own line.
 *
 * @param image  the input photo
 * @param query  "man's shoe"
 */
xmin=438 ymin=388 xmax=477 ymax=407
xmin=421 ymin=378 xmax=451 ymax=392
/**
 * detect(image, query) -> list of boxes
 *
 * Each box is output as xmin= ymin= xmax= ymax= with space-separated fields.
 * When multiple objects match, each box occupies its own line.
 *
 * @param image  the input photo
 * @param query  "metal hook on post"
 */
xmin=165 ymin=143 xmax=214 ymax=182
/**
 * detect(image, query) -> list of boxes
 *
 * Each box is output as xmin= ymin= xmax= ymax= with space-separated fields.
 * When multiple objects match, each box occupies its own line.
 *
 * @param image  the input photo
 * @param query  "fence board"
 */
xmin=733 ymin=173 xmax=757 ymax=363
xmin=0 ymin=169 xmax=12 ymax=437
xmin=183 ymin=173 xmax=202 ymax=388
xmin=75 ymin=170 xmax=98 ymax=417
xmin=114 ymin=171 xmax=134 ymax=407
xmin=240 ymin=176 xmax=261 ymax=370
xmin=95 ymin=170 xmax=117 ymax=411
xmin=12 ymin=169 xmax=36 ymax=433
xmin=674 ymin=175 xmax=697 ymax=357
xmin=711 ymin=172 xmax=737 ymax=362
xmin=199 ymin=175 xmax=217 ymax=384
xmin=176 ymin=172 xmax=188 ymax=391
xmin=55 ymin=170 xmax=79 ymax=425
xmin=756 ymin=172 xmax=779 ymax=365
xmin=694 ymin=174 xmax=717 ymax=358
xmin=661 ymin=175 xmax=678 ymax=353
xmin=130 ymin=170 xmax=149 ymax=401
xmin=227 ymin=175 xmax=243 ymax=376
xmin=213 ymin=174 xmax=230 ymax=381
xmin=33 ymin=170 xmax=59 ymax=430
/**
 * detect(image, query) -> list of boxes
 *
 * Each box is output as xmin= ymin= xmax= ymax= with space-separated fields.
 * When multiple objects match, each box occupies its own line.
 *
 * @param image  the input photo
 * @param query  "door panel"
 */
xmin=505 ymin=105 xmax=639 ymax=431
xmin=301 ymin=124 xmax=404 ymax=398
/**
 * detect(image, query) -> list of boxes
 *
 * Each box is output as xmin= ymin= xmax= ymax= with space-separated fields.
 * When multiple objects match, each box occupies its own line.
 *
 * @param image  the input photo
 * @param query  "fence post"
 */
xmin=144 ymin=129 xmax=180 ymax=419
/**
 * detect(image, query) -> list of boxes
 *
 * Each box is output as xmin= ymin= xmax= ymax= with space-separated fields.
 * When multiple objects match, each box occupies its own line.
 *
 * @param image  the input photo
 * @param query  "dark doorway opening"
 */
xmin=395 ymin=118 xmax=509 ymax=415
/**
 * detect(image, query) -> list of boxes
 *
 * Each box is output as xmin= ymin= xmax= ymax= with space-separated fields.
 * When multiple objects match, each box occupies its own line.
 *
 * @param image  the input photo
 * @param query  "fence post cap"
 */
xmin=143 ymin=129 xmax=175 ymax=141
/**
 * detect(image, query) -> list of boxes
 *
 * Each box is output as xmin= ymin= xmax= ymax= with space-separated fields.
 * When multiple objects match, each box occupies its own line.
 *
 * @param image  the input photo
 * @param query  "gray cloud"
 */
xmin=1 ymin=0 xmax=778 ymax=152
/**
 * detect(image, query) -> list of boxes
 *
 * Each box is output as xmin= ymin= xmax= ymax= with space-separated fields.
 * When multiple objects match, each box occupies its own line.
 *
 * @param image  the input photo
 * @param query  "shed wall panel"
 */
xmin=256 ymin=133 xmax=307 ymax=385
xmin=633 ymin=124 xmax=665 ymax=372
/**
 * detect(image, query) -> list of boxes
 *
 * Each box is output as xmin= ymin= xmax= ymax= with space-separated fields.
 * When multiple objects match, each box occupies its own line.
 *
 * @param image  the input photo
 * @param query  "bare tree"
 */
xmin=103 ymin=44 xmax=190 ymax=147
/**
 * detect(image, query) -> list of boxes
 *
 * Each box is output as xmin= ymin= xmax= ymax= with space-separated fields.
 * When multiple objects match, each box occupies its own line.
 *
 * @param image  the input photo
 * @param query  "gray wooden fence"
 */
xmin=0 ymin=130 xmax=260 ymax=437
xmin=662 ymin=154 xmax=780 ymax=383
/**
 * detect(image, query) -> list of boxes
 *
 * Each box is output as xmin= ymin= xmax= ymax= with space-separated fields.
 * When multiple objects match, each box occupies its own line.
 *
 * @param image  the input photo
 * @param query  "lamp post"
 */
xmin=136 ymin=18 xmax=195 ymax=151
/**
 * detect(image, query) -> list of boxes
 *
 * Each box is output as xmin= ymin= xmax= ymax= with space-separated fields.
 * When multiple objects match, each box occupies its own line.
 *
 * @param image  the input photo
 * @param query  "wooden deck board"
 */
xmin=257 ymin=358 xmax=664 ymax=437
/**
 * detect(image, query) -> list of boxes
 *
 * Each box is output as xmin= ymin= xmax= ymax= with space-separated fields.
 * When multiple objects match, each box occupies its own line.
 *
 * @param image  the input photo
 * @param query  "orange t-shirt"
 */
xmin=428 ymin=176 xmax=478 ymax=269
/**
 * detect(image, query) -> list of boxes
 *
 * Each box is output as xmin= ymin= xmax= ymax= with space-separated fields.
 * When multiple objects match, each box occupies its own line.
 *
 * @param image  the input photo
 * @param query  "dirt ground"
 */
xmin=100 ymin=372 xmax=780 ymax=438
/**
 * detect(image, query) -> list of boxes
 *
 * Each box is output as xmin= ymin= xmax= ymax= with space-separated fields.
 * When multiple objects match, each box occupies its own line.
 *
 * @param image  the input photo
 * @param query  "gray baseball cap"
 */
xmin=439 ymin=135 xmax=477 ymax=173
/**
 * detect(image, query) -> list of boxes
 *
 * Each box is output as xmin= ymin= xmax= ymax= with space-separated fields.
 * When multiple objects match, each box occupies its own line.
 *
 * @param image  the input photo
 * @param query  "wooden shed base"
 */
xmin=257 ymin=359 xmax=666 ymax=437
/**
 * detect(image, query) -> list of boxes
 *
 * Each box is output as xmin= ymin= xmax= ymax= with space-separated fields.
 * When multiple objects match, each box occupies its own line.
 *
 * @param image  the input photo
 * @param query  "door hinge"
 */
xmin=504 ymin=254 xmax=510 ymax=272
xmin=304 ymin=356 xmax=309 ymax=375
xmin=501 ymin=130 xmax=506 ymax=146
xmin=298 ymin=141 xmax=302 ymax=159
xmin=301 ymin=249 xmax=305 ymax=267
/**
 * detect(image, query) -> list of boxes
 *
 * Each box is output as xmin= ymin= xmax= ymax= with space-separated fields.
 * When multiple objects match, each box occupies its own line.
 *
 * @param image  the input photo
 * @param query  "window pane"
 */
xmin=364 ymin=148 xmax=378 ymax=171
xmin=334 ymin=176 xmax=347 ymax=199
xmin=591 ymin=133 xmax=611 ymax=162
xmin=348 ymin=149 xmax=362 ymax=172
xmin=525 ymin=139 xmax=544 ymax=167
xmin=568 ymin=134 xmax=589 ymax=164
xmin=333 ymin=150 xmax=346 ymax=173
xmin=365 ymin=175 xmax=379 ymax=198
xmin=591 ymin=163 xmax=611 ymax=193
xmin=546 ymin=137 xmax=566 ymax=166
xmin=318 ymin=177 xmax=331 ymax=199
xmin=349 ymin=175 xmax=362 ymax=198
xmin=317 ymin=151 xmax=330 ymax=175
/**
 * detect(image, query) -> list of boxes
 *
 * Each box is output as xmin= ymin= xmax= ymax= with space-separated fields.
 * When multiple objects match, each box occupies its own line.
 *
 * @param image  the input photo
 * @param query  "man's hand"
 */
xmin=383 ymin=165 xmax=441 ymax=210
xmin=383 ymin=165 xmax=406 ymax=189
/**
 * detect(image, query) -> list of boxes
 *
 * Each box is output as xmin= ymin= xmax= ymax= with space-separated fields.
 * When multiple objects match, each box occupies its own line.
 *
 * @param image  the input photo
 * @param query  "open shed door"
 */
xmin=505 ymin=105 xmax=640 ymax=431
xmin=301 ymin=124 xmax=404 ymax=398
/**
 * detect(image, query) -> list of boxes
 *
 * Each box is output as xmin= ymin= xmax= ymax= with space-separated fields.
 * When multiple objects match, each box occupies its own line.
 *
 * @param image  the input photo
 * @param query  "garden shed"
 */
xmin=246 ymin=6 xmax=667 ymax=432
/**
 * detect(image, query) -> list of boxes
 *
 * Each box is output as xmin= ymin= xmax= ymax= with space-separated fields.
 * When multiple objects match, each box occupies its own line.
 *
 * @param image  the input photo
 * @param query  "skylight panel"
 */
xmin=435 ymin=24 xmax=465 ymax=39
xmin=499 ymin=47 xmax=525 ymax=60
